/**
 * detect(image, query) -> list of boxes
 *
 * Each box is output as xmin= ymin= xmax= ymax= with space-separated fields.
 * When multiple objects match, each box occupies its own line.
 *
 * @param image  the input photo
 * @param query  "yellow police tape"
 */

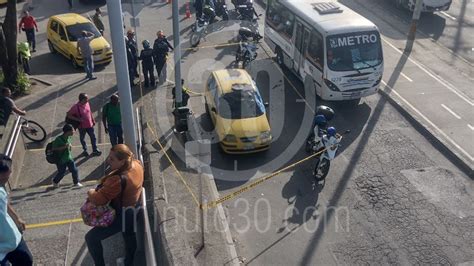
xmin=146 ymin=121 xmax=325 ymax=210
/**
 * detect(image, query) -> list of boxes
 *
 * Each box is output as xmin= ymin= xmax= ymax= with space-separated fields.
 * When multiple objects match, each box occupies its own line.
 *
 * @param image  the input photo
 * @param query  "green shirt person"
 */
xmin=51 ymin=124 xmax=81 ymax=187
xmin=102 ymin=94 xmax=123 ymax=147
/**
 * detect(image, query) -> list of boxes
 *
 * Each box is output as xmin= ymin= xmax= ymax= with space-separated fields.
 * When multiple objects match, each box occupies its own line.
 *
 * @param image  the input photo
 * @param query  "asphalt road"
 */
xmin=171 ymin=2 xmax=474 ymax=265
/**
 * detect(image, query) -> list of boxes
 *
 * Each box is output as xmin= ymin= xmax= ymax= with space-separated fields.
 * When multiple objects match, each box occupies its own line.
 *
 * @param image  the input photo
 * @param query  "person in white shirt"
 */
xmin=0 ymin=154 xmax=33 ymax=266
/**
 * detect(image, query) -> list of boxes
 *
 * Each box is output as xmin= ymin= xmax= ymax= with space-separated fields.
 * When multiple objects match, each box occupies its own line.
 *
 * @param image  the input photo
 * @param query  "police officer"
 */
xmin=153 ymin=31 xmax=174 ymax=84
xmin=139 ymin=40 xmax=155 ymax=88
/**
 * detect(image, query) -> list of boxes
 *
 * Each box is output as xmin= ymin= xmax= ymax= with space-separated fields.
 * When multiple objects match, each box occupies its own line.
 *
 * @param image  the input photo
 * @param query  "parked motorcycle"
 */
xmin=235 ymin=27 xmax=262 ymax=68
xmin=17 ymin=41 xmax=31 ymax=74
xmin=311 ymin=127 xmax=344 ymax=182
xmin=190 ymin=6 xmax=215 ymax=47
xmin=232 ymin=0 xmax=258 ymax=21
xmin=215 ymin=0 xmax=229 ymax=21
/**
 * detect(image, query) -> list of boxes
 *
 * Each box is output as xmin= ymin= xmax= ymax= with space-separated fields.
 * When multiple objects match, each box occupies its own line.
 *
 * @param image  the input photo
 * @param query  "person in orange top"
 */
xmin=18 ymin=11 xmax=38 ymax=52
xmin=85 ymin=144 xmax=144 ymax=266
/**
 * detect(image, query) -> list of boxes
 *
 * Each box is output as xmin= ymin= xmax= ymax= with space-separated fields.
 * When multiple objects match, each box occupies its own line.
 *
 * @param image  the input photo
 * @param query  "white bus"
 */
xmin=264 ymin=0 xmax=384 ymax=102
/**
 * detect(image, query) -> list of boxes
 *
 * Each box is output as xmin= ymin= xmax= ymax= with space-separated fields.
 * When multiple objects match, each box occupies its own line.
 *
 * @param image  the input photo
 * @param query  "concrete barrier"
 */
xmin=0 ymin=116 xmax=27 ymax=191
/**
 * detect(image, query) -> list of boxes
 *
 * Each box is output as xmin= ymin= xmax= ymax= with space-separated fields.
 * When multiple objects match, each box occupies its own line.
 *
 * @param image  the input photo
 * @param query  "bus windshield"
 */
xmin=326 ymin=31 xmax=383 ymax=72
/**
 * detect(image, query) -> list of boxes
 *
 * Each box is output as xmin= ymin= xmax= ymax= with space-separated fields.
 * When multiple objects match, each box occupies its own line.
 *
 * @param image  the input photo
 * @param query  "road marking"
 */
xmin=440 ymin=11 xmax=456 ymax=21
xmin=381 ymin=37 xmax=474 ymax=106
xmin=382 ymin=80 xmax=473 ymax=161
xmin=27 ymin=142 xmax=111 ymax=152
xmin=400 ymin=72 xmax=413 ymax=82
xmin=26 ymin=218 xmax=82 ymax=229
xmin=441 ymin=104 xmax=462 ymax=119
xmin=468 ymin=124 xmax=474 ymax=131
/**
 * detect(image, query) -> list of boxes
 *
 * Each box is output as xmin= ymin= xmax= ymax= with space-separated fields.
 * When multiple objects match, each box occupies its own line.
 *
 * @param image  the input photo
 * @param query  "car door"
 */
xmin=57 ymin=23 xmax=71 ymax=58
xmin=48 ymin=20 xmax=61 ymax=52
xmin=206 ymin=75 xmax=219 ymax=124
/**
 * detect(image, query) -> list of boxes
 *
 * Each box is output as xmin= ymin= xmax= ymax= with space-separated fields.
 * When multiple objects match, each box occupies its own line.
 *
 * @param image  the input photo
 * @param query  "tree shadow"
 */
xmin=298 ymin=31 xmax=413 ymax=265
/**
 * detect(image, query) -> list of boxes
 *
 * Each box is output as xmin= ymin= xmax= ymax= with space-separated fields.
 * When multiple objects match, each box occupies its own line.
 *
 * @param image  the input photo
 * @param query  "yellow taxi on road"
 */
xmin=47 ymin=13 xmax=112 ymax=68
xmin=205 ymin=69 xmax=272 ymax=154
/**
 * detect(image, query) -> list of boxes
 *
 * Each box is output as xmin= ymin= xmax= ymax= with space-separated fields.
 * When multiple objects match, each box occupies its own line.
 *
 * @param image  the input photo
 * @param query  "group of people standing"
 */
xmin=125 ymin=30 xmax=174 ymax=88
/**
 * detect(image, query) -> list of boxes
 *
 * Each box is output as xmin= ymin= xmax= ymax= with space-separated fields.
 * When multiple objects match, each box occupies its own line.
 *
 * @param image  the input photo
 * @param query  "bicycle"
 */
xmin=18 ymin=115 xmax=46 ymax=142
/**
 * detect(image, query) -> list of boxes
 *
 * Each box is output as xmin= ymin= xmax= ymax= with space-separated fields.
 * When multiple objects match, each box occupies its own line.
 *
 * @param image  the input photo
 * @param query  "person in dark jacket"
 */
xmin=125 ymin=29 xmax=138 ymax=86
xmin=194 ymin=0 xmax=203 ymax=18
xmin=152 ymin=30 xmax=173 ymax=84
xmin=138 ymin=40 xmax=155 ymax=88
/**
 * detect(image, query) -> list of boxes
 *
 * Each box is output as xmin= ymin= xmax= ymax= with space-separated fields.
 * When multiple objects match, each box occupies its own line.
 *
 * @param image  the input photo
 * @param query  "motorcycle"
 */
xmin=215 ymin=0 xmax=229 ymax=21
xmin=305 ymin=105 xmax=335 ymax=152
xmin=235 ymin=27 xmax=262 ymax=68
xmin=232 ymin=0 xmax=258 ymax=21
xmin=190 ymin=7 xmax=214 ymax=47
xmin=17 ymin=42 xmax=31 ymax=74
xmin=311 ymin=129 xmax=344 ymax=182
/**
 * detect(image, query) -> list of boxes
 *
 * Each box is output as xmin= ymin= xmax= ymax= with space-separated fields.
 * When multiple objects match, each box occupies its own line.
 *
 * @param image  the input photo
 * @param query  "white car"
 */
xmin=395 ymin=0 xmax=452 ymax=12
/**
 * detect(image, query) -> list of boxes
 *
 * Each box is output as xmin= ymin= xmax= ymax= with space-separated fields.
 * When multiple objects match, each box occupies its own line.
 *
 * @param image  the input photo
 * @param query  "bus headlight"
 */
xmin=324 ymin=78 xmax=340 ymax=92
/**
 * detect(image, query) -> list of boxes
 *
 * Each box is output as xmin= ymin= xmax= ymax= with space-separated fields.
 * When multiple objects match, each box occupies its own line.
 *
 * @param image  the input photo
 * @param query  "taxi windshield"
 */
xmin=326 ymin=31 xmax=383 ymax=72
xmin=66 ymin=23 xmax=101 ymax=41
xmin=218 ymin=84 xmax=265 ymax=119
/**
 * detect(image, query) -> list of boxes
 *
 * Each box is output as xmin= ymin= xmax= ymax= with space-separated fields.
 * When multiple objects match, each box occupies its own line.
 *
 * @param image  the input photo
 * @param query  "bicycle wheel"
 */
xmin=22 ymin=120 xmax=46 ymax=142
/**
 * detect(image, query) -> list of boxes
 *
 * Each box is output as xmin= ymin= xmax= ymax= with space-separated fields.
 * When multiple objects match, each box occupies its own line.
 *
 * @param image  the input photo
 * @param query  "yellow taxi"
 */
xmin=0 ymin=0 xmax=6 ymax=5
xmin=47 ymin=13 xmax=112 ymax=68
xmin=205 ymin=69 xmax=272 ymax=154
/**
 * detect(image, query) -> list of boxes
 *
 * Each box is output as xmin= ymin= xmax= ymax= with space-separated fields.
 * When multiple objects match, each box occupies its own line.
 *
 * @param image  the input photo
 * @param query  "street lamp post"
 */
xmin=106 ymin=0 xmax=138 ymax=155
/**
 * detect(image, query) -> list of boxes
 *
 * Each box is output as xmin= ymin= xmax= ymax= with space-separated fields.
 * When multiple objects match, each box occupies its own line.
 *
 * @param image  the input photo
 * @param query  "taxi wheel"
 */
xmin=70 ymin=56 xmax=80 ymax=69
xmin=48 ymin=41 xmax=56 ymax=54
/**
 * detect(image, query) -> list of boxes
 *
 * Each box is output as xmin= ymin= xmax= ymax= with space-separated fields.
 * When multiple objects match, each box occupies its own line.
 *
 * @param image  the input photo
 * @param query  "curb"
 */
xmin=187 ymin=114 xmax=241 ymax=266
xmin=378 ymin=86 xmax=473 ymax=178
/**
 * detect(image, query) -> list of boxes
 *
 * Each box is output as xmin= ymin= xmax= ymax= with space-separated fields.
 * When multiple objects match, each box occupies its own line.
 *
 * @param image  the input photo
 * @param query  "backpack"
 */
xmin=45 ymin=141 xmax=59 ymax=164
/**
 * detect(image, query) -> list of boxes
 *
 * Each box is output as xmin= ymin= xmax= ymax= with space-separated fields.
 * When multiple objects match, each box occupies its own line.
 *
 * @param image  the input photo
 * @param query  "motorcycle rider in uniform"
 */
xmin=138 ymin=40 xmax=155 ymax=88
xmin=153 ymin=31 xmax=174 ymax=84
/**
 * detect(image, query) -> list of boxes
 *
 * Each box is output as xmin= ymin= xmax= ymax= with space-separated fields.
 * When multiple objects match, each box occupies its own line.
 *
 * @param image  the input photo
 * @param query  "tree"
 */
xmin=0 ymin=0 xmax=18 ymax=90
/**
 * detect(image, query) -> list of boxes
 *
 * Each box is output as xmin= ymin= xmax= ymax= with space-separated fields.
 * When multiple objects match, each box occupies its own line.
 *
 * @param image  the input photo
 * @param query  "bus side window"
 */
xmin=306 ymin=31 xmax=324 ymax=70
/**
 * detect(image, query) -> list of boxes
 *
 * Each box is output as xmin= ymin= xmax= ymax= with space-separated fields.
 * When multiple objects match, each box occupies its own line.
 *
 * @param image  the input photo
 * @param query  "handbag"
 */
xmin=81 ymin=175 xmax=127 ymax=227
xmin=65 ymin=104 xmax=81 ymax=129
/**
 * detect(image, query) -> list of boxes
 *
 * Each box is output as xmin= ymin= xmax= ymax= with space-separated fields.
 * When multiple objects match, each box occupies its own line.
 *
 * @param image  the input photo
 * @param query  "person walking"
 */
xmin=77 ymin=31 xmax=97 ymax=80
xmin=66 ymin=93 xmax=102 ymax=157
xmin=51 ymin=124 xmax=82 ymax=188
xmin=18 ymin=11 xmax=38 ymax=53
xmin=0 ymin=88 xmax=26 ymax=126
xmin=102 ymin=94 xmax=123 ymax=147
xmin=194 ymin=0 xmax=203 ymax=18
xmin=138 ymin=40 xmax=155 ymax=88
xmin=152 ymin=30 xmax=173 ymax=84
xmin=0 ymin=154 xmax=34 ymax=266
xmin=92 ymin=8 xmax=105 ymax=36
xmin=85 ymin=144 xmax=144 ymax=266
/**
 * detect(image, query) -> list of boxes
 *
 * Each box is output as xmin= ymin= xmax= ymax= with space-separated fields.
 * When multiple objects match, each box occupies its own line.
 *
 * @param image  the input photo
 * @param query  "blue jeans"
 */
xmin=53 ymin=160 xmax=79 ymax=184
xmin=108 ymin=124 xmax=123 ymax=147
xmin=0 ymin=238 xmax=33 ymax=266
xmin=84 ymin=55 xmax=94 ymax=78
xmin=79 ymin=127 xmax=98 ymax=152
xmin=25 ymin=28 xmax=35 ymax=50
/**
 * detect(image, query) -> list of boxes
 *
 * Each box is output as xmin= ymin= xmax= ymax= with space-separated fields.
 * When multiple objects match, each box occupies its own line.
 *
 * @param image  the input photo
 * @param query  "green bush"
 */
xmin=0 ymin=70 xmax=31 ymax=95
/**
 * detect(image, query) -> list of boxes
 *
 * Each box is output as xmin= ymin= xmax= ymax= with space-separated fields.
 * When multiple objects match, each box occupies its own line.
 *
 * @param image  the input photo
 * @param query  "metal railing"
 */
xmin=3 ymin=116 xmax=23 ymax=190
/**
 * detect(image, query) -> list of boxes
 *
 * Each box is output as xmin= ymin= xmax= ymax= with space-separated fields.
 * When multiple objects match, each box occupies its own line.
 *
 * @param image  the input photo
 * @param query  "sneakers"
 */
xmin=74 ymin=182 xmax=84 ymax=187
xmin=88 ymin=76 xmax=98 ymax=80
xmin=91 ymin=150 xmax=102 ymax=156
xmin=80 ymin=151 xmax=89 ymax=157
xmin=51 ymin=180 xmax=59 ymax=188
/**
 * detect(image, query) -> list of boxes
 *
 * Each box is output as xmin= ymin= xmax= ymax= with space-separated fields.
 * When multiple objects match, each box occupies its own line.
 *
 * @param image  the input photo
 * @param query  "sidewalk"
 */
xmin=10 ymin=73 xmax=125 ymax=265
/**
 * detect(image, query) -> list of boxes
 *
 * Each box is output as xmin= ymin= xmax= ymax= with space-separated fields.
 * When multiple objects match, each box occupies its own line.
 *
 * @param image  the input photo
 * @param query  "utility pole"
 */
xmin=106 ymin=0 xmax=138 ymax=155
xmin=408 ymin=0 xmax=423 ymax=40
xmin=172 ymin=0 xmax=182 ymax=107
